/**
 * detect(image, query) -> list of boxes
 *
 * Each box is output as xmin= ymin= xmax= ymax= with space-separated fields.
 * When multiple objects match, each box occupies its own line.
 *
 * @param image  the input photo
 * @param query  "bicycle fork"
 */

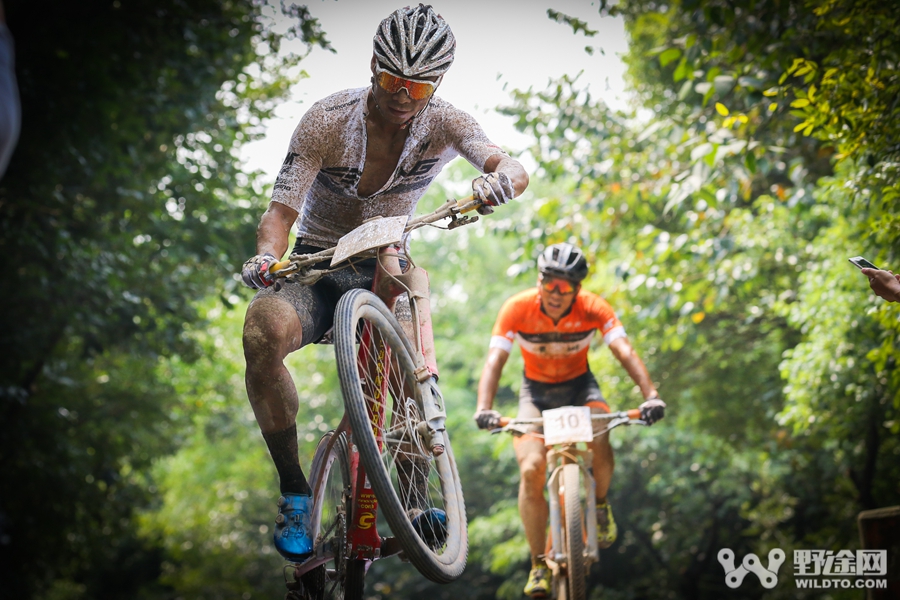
xmin=372 ymin=248 xmax=447 ymax=456
xmin=546 ymin=447 xmax=600 ymax=566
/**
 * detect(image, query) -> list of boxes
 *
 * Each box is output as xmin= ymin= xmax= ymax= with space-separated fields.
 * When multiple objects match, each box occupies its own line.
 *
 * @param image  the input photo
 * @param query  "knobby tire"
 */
xmin=333 ymin=289 xmax=467 ymax=584
xmin=563 ymin=464 xmax=587 ymax=600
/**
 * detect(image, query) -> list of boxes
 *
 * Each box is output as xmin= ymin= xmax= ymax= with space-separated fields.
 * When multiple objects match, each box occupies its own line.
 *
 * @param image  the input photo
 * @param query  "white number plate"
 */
xmin=331 ymin=216 xmax=408 ymax=266
xmin=542 ymin=406 xmax=593 ymax=446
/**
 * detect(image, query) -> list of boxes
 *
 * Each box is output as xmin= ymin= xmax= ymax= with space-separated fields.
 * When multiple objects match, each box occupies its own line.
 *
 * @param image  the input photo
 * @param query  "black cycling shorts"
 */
xmin=517 ymin=371 xmax=609 ymax=429
xmin=250 ymin=241 xmax=377 ymax=347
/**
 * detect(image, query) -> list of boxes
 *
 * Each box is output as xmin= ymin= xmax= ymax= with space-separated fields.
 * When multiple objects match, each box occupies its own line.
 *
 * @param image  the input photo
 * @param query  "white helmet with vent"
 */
xmin=538 ymin=243 xmax=589 ymax=282
xmin=373 ymin=4 xmax=456 ymax=78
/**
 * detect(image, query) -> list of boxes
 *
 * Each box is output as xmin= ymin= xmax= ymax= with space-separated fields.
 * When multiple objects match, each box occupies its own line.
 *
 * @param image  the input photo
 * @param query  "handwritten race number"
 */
xmin=542 ymin=406 xmax=593 ymax=446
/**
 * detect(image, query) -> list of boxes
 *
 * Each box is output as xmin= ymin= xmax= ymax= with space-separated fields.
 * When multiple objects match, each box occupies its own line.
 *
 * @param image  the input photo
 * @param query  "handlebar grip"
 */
xmin=456 ymin=195 xmax=482 ymax=214
xmin=627 ymin=408 xmax=642 ymax=420
xmin=269 ymin=260 xmax=291 ymax=275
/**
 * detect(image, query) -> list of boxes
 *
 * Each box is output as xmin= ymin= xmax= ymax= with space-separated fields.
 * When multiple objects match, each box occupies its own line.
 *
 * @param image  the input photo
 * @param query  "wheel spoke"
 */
xmin=305 ymin=431 xmax=364 ymax=599
xmin=335 ymin=289 xmax=467 ymax=583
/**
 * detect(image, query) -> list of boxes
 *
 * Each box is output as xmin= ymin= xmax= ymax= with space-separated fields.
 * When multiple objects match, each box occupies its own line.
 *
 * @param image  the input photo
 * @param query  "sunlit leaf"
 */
xmin=659 ymin=47 xmax=682 ymax=67
xmin=690 ymin=142 xmax=714 ymax=160
xmin=673 ymin=57 xmax=689 ymax=82
xmin=745 ymin=152 xmax=757 ymax=174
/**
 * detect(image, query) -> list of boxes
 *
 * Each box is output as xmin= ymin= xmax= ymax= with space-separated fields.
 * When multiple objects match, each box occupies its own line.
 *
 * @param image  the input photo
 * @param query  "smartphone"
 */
xmin=848 ymin=256 xmax=880 ymax=270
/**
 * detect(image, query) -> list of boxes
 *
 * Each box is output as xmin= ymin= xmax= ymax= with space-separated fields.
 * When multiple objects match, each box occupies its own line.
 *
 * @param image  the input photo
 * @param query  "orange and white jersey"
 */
xmin=489 ymin=288 xmax=626 ymax=384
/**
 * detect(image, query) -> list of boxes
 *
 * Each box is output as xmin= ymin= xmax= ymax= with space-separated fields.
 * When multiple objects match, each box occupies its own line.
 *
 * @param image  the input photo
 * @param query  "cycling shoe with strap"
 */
xmin=274 ymin=493 xmax=314 ymax=561
xmin=523 ymin=563 xmax=551 ymax=598
xmin=596 ymin=500 xmax=617 ymax=549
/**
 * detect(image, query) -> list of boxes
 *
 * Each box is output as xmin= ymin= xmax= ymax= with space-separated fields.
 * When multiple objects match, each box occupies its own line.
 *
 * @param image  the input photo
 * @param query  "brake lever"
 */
xmin=490 ymin=423 xmax=534 ymax=436
xmin=606 ymin=415 xmax=648 ymax=430
xmin=447 ymin=213 xmax=479 ymax=230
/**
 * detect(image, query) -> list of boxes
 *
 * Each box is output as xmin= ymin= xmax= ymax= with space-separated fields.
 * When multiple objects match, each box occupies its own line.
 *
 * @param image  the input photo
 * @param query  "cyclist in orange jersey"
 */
xmin=474 ymin=243 xmax=665 ymax=598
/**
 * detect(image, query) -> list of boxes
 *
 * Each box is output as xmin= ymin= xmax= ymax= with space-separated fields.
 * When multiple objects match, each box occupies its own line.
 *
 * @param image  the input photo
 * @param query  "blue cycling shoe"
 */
xmin=410 ymin=507 xmax=448 ymax=549
xmin=274 ymin=493 xmax=314 ymax=561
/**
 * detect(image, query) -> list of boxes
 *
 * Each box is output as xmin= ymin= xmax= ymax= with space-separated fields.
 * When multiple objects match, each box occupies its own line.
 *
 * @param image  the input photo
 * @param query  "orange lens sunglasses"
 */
xmin=374 ymin=65 xmax=438 ymax=100
xmin=540 ymin=276 xmax=577 ymax=295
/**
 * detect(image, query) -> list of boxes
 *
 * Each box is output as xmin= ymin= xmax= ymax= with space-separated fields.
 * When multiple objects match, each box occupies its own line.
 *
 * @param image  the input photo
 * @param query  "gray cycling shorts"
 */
xmin=251 ymin=241 xmax=413 ymax=348
xmin=517 ymin=371 xmax=609 ymax=433
xmin=250 ymin=242 xmax=377 ymax=347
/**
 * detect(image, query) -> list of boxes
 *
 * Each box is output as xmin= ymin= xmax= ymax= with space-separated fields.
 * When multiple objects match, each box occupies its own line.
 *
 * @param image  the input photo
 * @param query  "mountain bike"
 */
xmin=494 ymin=406 xmax=646 ymax=600
xmin=270 ymin=196 xmax=484 ymax=599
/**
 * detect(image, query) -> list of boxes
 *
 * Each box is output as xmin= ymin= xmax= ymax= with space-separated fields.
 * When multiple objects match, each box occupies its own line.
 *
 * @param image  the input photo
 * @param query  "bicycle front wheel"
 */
xmin=304 ymin=430 xmax=365 ymax=600
xmin=562 ymin=464 xmax=587 ymax=600
xmin=333 ymin=289 xmax=467 ymax=584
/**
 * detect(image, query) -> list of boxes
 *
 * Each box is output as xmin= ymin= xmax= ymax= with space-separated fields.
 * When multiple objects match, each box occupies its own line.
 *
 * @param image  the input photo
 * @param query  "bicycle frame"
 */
xmin=496 ymin=409 xmax=644 ymax=591
xmin=286 ymin=198 xmax=482 ymax=583
xmin=346 ymin=250 xmax=433 ymax=563
xmin=546 ymin=443 xmax=599 ymax=567
xmin=289 ymin=252 xmax=429 ymax=579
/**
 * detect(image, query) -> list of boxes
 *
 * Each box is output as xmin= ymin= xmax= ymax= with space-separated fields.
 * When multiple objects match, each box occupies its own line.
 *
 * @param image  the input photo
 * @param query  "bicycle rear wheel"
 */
xmin=333 ymin=289 xmax=467 ymax=584
xmin=303 ymin=430 xmax=365 ymax=600
xmin=562 ymin=464 xmax=587 ymax=600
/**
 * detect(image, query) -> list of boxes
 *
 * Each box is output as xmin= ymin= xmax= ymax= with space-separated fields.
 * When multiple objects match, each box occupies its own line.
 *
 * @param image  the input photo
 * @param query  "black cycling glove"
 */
xmin=473 ymin=409 xmax=502 ymax=430
xmin=639 ymin=398 xmax=666 ymax=425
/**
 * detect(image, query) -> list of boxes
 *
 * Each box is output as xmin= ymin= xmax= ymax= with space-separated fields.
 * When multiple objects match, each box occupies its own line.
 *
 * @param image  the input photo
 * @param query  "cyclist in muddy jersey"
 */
xmin=240 ymin=4 xmax=528 ymax=562
xmin=474 ymin=243 xmax=664 ymax=598
xmin=271 ymin=87 xmax=508 ymax=248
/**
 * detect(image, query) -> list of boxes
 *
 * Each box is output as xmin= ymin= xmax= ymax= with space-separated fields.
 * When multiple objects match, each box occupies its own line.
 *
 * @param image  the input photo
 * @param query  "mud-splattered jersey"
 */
xmin=489 ymin=288 xmax=627 ymax=384
xmin=270 ymin=87 xmax=507 ymax=248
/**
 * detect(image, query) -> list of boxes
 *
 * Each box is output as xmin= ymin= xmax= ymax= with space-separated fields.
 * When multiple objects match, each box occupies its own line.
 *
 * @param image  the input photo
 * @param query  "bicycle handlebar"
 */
xmin=492 ymin=408 xmax=646 ymax=439
xmin=497 ymin=408 xmax=642 ymax=428
xmin=268 ymin=195 xmax=482 ymax=278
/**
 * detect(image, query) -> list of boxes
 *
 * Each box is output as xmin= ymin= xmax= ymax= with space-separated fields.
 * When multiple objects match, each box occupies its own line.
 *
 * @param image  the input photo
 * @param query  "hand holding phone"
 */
xmin=851 ymin=257 xmax=900 ymax=302
xmin=848 ymin=256 xmax=880 ymax=270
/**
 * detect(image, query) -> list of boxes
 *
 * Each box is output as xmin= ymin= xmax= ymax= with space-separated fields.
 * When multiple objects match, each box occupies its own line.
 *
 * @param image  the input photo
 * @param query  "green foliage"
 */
xmin=5 ymin=0 xmax=899 ymax=598
xmin=0 ymin=1 xmax=329 ymax=597
xmin=139 ymin=301 xmax=287 ymax=599
xmin=486 ymin=0 xmax=900 ymax=598
xmin=547 ymin=9 xmax=599 ymax=38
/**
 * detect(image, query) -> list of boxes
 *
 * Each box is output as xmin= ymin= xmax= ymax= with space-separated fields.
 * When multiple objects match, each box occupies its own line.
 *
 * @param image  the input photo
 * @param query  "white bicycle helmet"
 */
xmin=373 ymin=4 xmax=456 ymax=78
xmin=538 ymin=243 xmax=589 ymax=282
